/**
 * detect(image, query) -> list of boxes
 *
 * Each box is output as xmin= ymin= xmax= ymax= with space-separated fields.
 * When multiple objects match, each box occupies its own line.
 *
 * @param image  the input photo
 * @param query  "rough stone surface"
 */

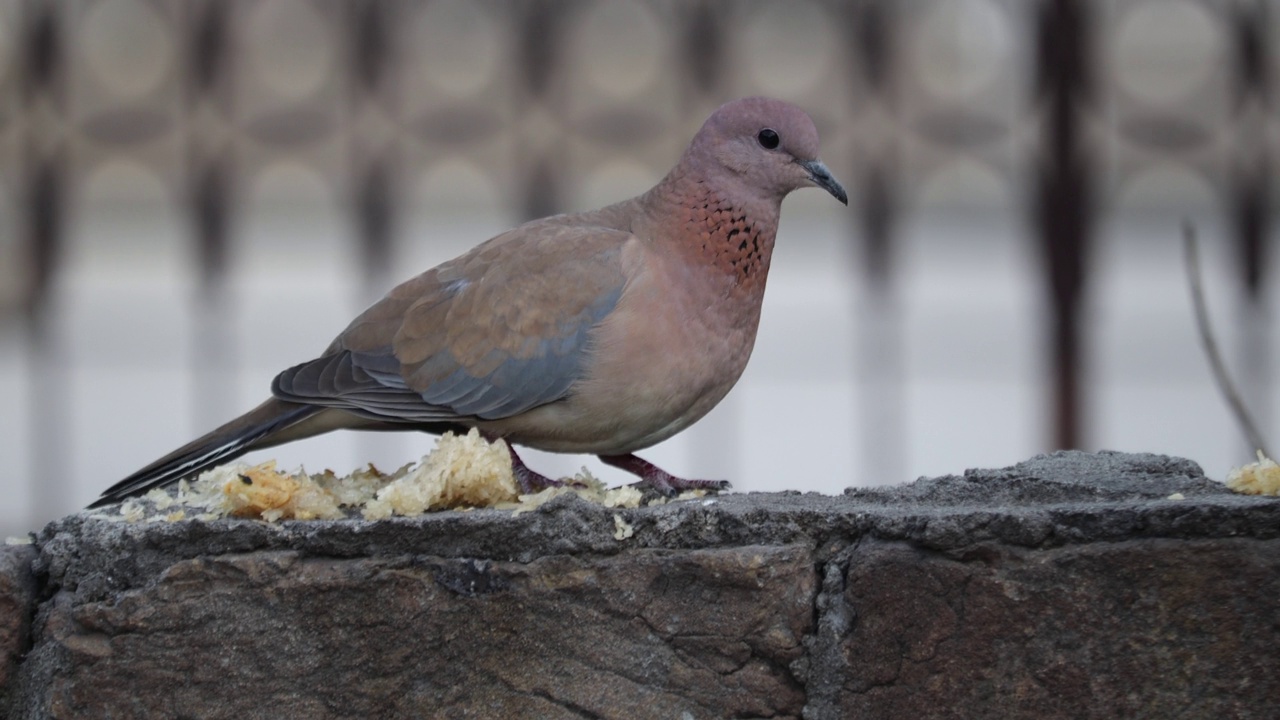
xmin=6 ymin=450 xmax=1280 ymax=719
xmin=28 ymin=546 xmax=812 ymax=719
xmin=0 ymin=545 xmax=37 ymax=711
xmin=805 ymin=538 xmax=1280 ymax=720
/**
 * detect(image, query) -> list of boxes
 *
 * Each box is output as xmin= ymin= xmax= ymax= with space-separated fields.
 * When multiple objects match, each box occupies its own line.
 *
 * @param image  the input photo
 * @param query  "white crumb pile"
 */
xmin=1226 ymin=451 xmax=1280 ymax=496
xmin=94 ymin=428 xmax=705 ymax=524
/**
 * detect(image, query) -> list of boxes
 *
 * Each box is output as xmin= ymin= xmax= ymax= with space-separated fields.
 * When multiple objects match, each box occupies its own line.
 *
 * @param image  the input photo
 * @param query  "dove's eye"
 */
xmin=757 ymin=129 xmax=780 ymax=150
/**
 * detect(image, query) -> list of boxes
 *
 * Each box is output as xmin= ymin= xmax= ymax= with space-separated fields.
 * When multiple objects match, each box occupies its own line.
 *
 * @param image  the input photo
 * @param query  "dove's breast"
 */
xmin=479 ymin=235 xmax=767 ymax=454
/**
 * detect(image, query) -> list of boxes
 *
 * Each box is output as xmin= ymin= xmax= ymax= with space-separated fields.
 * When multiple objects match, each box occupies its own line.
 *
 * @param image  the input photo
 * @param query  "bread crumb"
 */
xmin=119 ymin=498 xmax=146 ymax=523
xmin=363 ymin=428 xmax=518 ymax=519
xmin=4 ymin=536 xmax=32 ymax=546
xmin=1166 ymin=493 xmax=1186 ymax=501
xmin=509 ymin=486 xmax=580 ymax=516
xmin=1226 ymin=451 xmax=1280 ymax=496
xmin=613 ymin=514 xmax=634 ymax=540
xmin=508 ymin=468 xmax=645 ymax=515
xmin=218 ymin=460 xmax=345 ymax=522
xmin=316 ymin=464 xmax=405 ymax=508
xmin=601 ymin=485 xmax=644 ymax=508
xmin=145 ymin=487 xmax=175 ymax=510
xmin=98 ymin=429 xmax=717 ymax=522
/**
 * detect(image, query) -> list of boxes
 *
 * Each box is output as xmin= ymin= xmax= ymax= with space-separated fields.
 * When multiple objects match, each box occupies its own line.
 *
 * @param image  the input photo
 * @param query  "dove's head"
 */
xmin=692 ymin=97 xmax=847 ymax=206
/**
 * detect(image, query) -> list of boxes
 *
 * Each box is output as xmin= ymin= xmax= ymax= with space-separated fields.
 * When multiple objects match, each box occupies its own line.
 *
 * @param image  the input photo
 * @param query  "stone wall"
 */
xmin=4 ymin=451 xmax=1279 ymax=719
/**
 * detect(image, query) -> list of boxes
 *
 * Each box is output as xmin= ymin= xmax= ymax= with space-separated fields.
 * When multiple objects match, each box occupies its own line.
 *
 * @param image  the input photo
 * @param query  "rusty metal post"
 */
xmin=1033 ymin=0 xmax=1093 ymax=450
xmin=347 ymin=0 xmax=397 ymax=286
xmin=516 ymin=0 xmax=573 ymax=221
xmin=21 ymin=0 xmax=68 ymax=520
xmin=848 ymin=0 xmax=904 ymax=484
xmin=1229 ymin=1 xmax=1273 ymax=448
xmin=183 ymin=0 xmax=239 ymax=434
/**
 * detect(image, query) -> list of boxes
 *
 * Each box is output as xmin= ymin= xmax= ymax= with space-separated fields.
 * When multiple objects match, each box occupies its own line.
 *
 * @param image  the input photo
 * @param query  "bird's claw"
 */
xmin=511 ymin=464 xmax=561 ymax=495
xmin=632 ymin=474 xmax=731 ymax=498
xmin=598 ymin=452 xmax=730 ymax=498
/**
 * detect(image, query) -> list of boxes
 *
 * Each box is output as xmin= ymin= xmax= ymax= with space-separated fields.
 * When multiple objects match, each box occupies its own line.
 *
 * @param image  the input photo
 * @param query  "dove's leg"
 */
xmin=486 ymin=434 xmax=561 ymax=494
xmin=598 ymin=454 xmax=730 ymax=496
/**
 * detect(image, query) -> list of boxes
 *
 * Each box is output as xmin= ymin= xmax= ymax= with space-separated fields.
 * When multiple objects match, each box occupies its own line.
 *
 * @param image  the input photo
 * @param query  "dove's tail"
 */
xmin=89 ymin=398 xmax=321 ymax=508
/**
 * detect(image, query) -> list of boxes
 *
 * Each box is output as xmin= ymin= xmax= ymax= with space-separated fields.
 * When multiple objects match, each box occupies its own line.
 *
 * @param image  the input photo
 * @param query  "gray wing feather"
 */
xmin=272 ymin=267 xmax=624 ymax=422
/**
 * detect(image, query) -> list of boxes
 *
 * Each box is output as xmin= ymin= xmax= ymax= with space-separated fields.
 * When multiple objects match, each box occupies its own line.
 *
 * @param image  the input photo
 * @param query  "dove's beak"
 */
xmin=801 ymin=160 xmax=848 ymax=206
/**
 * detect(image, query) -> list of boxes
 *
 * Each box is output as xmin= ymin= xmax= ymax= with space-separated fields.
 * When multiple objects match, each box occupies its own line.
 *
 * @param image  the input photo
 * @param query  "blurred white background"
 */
xmin=2 ymin=0 xmax=1277 ymax=536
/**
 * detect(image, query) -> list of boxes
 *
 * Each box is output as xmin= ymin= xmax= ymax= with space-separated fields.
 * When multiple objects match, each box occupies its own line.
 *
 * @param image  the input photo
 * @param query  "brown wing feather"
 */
xmin=274 ymin=220 xmax=633 ymax=421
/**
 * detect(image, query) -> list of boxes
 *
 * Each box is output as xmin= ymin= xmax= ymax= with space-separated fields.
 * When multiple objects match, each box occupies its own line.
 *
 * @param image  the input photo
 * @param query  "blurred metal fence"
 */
xmin=0 ymin=0 xmax=1276 ymax=532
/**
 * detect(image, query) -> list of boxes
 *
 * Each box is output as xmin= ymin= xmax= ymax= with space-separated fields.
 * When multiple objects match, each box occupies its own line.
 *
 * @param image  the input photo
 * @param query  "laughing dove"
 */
xmin=92 ymin=97 xmax=847 ymax=507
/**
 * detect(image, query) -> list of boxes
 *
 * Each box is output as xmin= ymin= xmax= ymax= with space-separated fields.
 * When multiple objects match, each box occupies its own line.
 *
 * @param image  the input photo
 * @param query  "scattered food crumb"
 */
xmin=119 ymin=498 xmax=146 ymax=523
xmin=613 ymin=514 xmax=634 ymax=540
xmin=508 ymin=469 xmax=644 ymax=516
xmin=145 ymin=487 xmax=175 ymax=510
xmin=4 ymin=536 xmax=32 ymax=546
xmin=363 ymin=430 xmax=518 ymax=519
xmin=223 ymin=460 xmax=341 ymax=521
xmin=1226 ymin=451 xmax=1280 ymax=496
xmin=601 ymin=485 xmax=644 ymax=509
xmin=90 ymin=428 xmax=717 ymax=523
xmin=1166 ymin=493 xmax=1186 ymax=501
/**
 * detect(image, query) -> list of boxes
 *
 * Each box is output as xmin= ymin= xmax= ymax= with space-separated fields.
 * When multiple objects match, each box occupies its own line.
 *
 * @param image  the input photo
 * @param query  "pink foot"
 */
xmin=486 ymin=433 xmax=561 ymax=494
xmin=598 ymin=454 xmax=730 ymax=496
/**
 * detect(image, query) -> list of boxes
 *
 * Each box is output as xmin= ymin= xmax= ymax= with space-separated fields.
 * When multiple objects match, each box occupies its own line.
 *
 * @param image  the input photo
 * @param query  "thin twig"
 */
xmin=1183 ymin=220 xmax=1272 ymax=458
